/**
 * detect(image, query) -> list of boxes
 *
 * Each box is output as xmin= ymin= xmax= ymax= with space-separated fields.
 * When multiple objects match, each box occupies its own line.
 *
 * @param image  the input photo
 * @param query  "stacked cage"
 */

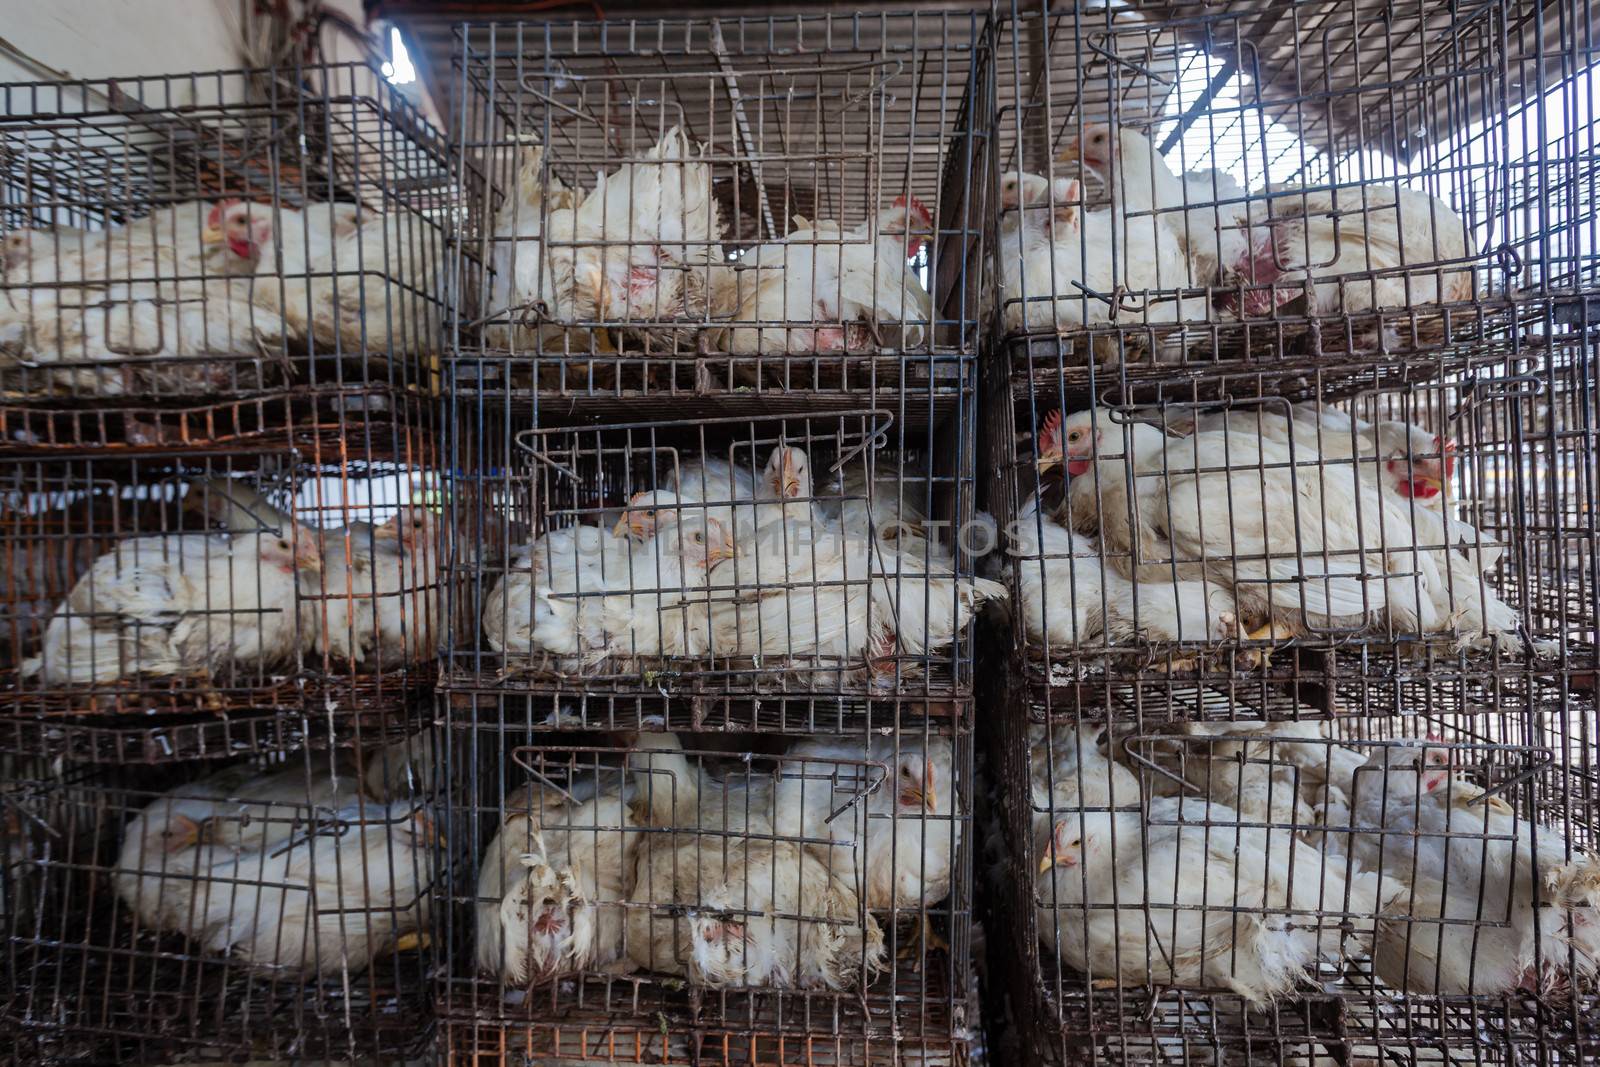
xmin=440 ymin=14 xmax=990 ymax=1066
xmin=0 ymin=64 xmax=453 ymax=1061
xmin=978 ymin=4 xmax=1598 ymax=1066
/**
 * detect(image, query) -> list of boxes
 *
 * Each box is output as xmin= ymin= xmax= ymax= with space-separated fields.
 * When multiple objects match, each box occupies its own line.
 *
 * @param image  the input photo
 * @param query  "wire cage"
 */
xmin=438 ymin=1019 xmax=976 ymax=1067
xmin=979 ymin=679 xmax=1599 ymax=1066
xmin=0 ymin=62 xmax=453 ymax=446
xmin=0 ymin=389 xmax=447 ymax=761
xmin=444 ymin=404 xmax=990 ymax=727
xmin=978 ymin=343 xmax=1598 ymax=707
xmin=434 ymin=727 xmax=974 ymax=1053
xmin=0 ymin=736 xmax=443 ymax=1062
xmin=445 ymin=11 xmax=989 ymax=406
xmin=983 ymin=2 xmax=1597 ymax=385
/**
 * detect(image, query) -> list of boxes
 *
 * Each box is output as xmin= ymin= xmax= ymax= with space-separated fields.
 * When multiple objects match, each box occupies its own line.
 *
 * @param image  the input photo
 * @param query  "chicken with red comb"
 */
xmin=0 ymin=198 xmax=281 ymax=395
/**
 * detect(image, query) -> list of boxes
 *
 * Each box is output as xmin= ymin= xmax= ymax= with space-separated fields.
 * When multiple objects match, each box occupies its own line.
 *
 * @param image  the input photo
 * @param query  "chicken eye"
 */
xmin=692 ymin=532 xmax=704 ymax=543
xmin=277 ymin=540 xmax=289 ymax=550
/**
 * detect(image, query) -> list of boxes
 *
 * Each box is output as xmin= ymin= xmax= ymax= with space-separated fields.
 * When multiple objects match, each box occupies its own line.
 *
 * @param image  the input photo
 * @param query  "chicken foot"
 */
xmin=392 ymin=930 xmax=431 ymax=954
xmin=177 ymin=670 xmax=227 ymax=712
xmin=897 ymin=913 xmax=949 ymax=972
xmin=1236 ymin=619 xmax=1296 ymax=671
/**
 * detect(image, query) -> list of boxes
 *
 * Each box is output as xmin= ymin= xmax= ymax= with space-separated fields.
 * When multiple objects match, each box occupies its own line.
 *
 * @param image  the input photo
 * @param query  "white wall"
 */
xmin=0 ymin=1 xmax=247 ymax=84
xmin=0 ymin=0 xmax=442 ymax=126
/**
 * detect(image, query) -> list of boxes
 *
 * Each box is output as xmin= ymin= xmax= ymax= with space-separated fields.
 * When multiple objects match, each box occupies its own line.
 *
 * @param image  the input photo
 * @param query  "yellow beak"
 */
xmin=1414 ymin=475 xmax=1443 ymax=492
xmin=1037 ymin=453 xmax=1062 ymax=474
xmin=165 ymin=815 xmax=203 ymax=852
xmin=707 ymin=544 xmax=735 ymax=566
xmin=201 ymin=224 xmax=225 ymax=244
xmin=783 ymin=476 xmax=803 ymax=499
xmin=613 ymin=514 xmax=632 ymax=537
xmin=1056 ymin=141 xmax=1082 ymax=165
xmin=1038 ymin=851 xmax=1059 ymax=875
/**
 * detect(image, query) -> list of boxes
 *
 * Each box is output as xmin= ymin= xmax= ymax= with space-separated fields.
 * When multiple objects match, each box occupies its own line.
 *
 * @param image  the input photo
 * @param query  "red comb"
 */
xmin=893 ymin=193 xmax=933 ymax=227
xmin=1425 ymin=731 xmax=1446 ymax=743
xmin=1039 ymin=410 xmax=1065 ymax=455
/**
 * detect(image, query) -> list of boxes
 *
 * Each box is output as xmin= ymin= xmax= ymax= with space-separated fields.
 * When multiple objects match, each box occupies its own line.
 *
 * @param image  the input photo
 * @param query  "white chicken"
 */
xmin=1350 ymin=739 xmax=1600 ymax=995
xmin=615 ymin=439 xmax=992 ymax=676
xmin=0 ymin=200 xmax=279 ymax=395
xmin=1151 ymin=724 xmax=1321 ymax=857
xmin=308 ymin=506 xmax=441 ymax=669
xmin=597 ymin=514 xmax=736 ymax=661
xmin=481 ymin=523 xmax=632 ymax=663
xmin=195 ymin=760 xmax=358 ymax=853
xmin=628 ymin=829 xmax=884 ymax=989
xmin=113 ymin=763 xmax=266 ymax=934
xmin=1036 ymin=795 xmax=1387 ymax=1004
xmin=243 ymin=200 xmax=355 ymax=345
xmin=702 ymin=510 xmax=1004 ymax=684
xmin=571 ymin=126 xmax=725 ymax=350
xmin=714 ymin=196 xmax=933 ymax=354
xmin=186 ymin=477 xmax=441 ymax=669
xmin=624 ymin=733 xmax=884 ymax=989
xmin=1150 ymin=715 xmax=1370 ymax=850
xmin=1184 ymin=403 xmax=1454 ymax=503
xmin=994 ymin=175 xmax=1208 ymax=358
xmin=193 ymin=799 xmax=438 ymax=974
xmin=778 ymin=735 xmax=961 ymax=958
xmin=483 ymin=515 xmax=734 ymax=667
xmin=617 ymin=444 xmax=806 ymax=541
xmin=1039 ymin=407 xmax=1518 ymax=649
xmin=1239 ymin=183 xmax=1476 ymax=324
xmin=1178 ymin=404 xmax=1517 ymax=644
xmin=23 ymin=528 xmax=321 ymax=685
xmin=1059 ymin=125 xmax=1267 ymax=285
xmin=482 ymin=142 xmax=584 ymax=351
xmin=1186 ymin=403 xmax=1498 ymax=572
xmin=1029 ymin=722 xmax=1144 ymax=818
xmin=1060 ymin=122 xmax=1475 ymax=326
xmin=1010 ymin=482 xmax=1236 ymax=652
xmin=476 ymin=773 xmax=637 ymax=985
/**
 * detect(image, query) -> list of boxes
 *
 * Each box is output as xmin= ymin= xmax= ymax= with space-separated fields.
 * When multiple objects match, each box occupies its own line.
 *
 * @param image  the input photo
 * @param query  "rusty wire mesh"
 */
xmin=984 ymin=2 xmax=1594 ymax=380
xmin=982 ymin=690 xmax=1599 ymax=1066
xmin=979 ymin=4 xmax=1599 ymax=1065
xmin=444 ymin=12 xmax=989 ymax=404
xmin=0 ymin=61 xmax=452 ymax=442
xmin=434 ymin=729 xmax=975 ymax=1054
xmin=445 ymin=407 xmax=984 ymax=728
xmin=985 ymin=350 xmax=1596 ymax=704
xmin=0 ymin=385 xmax=445 ymax=762
xmin=0 ymin=734 xmax=444 ymax=1062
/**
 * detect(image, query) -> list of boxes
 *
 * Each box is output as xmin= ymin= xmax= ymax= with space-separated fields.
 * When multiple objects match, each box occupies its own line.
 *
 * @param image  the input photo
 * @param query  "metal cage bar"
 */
xmin=444 ymin=12 xmax=989 ymax=406
xmin=433 ymin=728 xmax=976 ymax=1048
xmin=0 ymin=388 xmax=447 ymax=761
xmin=978 ymin=4 xmax=1598 ymax=1065
xmin=0 ymin=61 xmax=454 ymax=443
xmin=0 ymin=735 xmax=445 ymax=1062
